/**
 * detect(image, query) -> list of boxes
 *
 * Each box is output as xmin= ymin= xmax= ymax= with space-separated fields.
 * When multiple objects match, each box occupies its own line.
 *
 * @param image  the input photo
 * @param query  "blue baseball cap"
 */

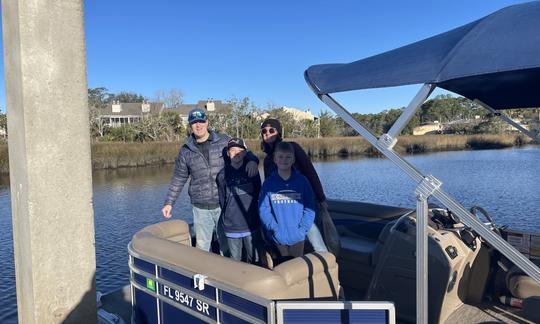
xmin=188 ymin=109 xmax=207 ymax=124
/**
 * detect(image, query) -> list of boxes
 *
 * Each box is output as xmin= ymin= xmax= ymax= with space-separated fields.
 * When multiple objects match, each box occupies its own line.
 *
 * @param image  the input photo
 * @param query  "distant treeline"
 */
xmin=82 ymin=88 xmax=540 ymax=142
xmin=1 ymin=91 xmax=539 ymax=144
xmin=0 ymin=90 xmax=538 ymax=173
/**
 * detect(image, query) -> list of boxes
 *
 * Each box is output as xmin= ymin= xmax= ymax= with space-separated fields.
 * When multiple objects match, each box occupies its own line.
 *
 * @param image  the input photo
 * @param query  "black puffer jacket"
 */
xmin=164 ymin=131 xmax=258 ymax=207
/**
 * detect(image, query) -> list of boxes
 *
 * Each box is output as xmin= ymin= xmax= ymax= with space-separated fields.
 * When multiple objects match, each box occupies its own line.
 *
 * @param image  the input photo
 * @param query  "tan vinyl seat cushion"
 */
xmin=132 ymin=220 xmax=339 ymax=300
xmin=139 ymin=219 xmax=192 ymax=245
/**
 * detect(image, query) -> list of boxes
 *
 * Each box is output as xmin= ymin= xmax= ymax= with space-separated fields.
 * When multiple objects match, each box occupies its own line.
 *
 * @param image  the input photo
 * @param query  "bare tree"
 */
xmin=154 ymin=88 xmax=184 ymax=109
xmin=132 ymin=115 xmax=168 ymax=142
xmin=228 ymin=96 xmax=262 ymax=139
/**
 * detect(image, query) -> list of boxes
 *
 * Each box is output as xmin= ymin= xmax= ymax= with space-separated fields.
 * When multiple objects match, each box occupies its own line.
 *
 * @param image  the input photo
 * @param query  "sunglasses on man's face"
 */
xmin=261 ymin=128 xmax=276 ymax=135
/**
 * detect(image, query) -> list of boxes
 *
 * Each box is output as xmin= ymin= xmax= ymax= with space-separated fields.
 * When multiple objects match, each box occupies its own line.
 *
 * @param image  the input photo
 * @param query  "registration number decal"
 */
xmin=160 ymin=284 xmax=216 ymax=318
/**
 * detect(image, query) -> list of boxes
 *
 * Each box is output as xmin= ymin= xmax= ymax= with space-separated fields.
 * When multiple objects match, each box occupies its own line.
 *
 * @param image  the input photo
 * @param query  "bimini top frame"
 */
xmin=305 ymin=2 xmax=540 ymax=323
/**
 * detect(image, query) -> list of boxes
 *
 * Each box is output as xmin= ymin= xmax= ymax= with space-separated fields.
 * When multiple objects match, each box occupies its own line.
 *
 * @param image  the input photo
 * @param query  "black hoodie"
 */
xmin=217 ymin=158 xmax=262 ymax=234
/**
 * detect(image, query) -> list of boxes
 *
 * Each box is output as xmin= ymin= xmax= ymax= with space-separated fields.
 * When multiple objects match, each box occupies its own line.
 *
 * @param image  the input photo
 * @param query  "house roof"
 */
xmin=168 ymin=100 xmax=232 ymax=116
xmin=101 ymin=102 xmax=164 ymax=116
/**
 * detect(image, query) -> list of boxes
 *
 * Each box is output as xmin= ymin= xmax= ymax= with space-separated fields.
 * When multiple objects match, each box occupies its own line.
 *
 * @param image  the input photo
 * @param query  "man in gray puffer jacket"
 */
xmin=162 ymin=108 xmax=258 ymax=253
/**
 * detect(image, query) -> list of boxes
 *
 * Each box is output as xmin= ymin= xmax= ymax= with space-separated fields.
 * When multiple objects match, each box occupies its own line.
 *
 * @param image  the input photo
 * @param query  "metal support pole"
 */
xmin=385 ymin=84 xmax=435 ymax=145
xmin=474 ymin=99 xmax=540 ymax=142
xmin=318 ymin=90 xmax=540 ymax=284
xmin=414 ymin=175 xmax=441 ymax=324
xmin=416 ymin=195 xmax=428 ymax=323
xmin=379 ymin=84 xmax=434 ymax=149
xmin=320 ymin=94 xmax=424 ymax=183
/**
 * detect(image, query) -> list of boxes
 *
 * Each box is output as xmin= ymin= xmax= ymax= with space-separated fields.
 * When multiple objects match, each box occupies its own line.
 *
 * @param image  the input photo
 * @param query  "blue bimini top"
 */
xmin=305 ymin=2 xmax=540 ymax=110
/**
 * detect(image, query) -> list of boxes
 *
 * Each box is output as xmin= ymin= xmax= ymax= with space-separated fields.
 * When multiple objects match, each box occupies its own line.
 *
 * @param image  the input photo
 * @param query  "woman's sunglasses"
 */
xmin=261 ymin=128 xmax=276 ymax=135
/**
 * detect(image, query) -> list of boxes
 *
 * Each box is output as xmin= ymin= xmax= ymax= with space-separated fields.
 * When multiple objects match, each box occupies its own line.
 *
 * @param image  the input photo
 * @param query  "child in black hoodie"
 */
xmin=217 ymin=138 xmax=262 ymax=263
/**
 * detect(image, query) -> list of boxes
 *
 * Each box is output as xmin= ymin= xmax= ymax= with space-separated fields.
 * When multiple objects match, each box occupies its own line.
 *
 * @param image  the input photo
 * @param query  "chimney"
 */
xmin=141 ymin=102 xmax=150 ymax=113
xmin=112 ymin=101 xmax=122 ymax=113
xmin=206 ymin=100 xmax=215 ymax=112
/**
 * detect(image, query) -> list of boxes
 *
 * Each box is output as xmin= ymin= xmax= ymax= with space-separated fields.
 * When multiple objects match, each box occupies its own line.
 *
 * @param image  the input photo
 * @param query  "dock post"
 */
xmin=1 ymin=1 xmax=97 ymax=323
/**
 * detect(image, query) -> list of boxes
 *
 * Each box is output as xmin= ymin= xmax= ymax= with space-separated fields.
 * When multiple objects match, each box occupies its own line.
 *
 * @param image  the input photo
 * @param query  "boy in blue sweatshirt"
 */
xmin=217 ymin=138 xmax=262 ymax=263
xmin=259 ymin=141 xmax=316 ymax=261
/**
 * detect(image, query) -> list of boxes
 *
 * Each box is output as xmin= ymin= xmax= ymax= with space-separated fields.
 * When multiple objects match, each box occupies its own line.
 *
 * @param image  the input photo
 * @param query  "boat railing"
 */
xmin=128 ymin=220 xmax=396 ymax=323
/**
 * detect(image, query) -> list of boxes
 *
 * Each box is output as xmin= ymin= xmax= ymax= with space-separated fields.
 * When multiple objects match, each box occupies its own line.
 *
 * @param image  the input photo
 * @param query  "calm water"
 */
xmin=0 ymin=146 xmax=539 ymax=322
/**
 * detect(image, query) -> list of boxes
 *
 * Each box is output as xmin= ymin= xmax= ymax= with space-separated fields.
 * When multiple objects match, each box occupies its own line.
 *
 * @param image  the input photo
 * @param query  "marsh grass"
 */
xmin=288 ymin=134 xmax=526 ymax=156
xmin=91 ymin=141 xmax=182 ymax=169
xmin=0 ymin=134 xmax=531 ymax=174
xmin=465 ymin=134 xmax=521 ymax=150
xmin=286 ymin=137 xmax=372 ymax=157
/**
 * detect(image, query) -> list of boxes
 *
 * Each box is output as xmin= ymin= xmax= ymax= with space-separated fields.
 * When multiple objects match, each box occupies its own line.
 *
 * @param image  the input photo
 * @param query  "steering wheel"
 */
xmin=470 ymin=206 xmax=502 ymax=236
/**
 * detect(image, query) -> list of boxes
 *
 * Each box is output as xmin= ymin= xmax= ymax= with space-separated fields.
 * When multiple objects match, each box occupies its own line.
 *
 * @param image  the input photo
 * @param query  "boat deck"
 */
xmin=445 ymin=302 xmax=533 ymax=324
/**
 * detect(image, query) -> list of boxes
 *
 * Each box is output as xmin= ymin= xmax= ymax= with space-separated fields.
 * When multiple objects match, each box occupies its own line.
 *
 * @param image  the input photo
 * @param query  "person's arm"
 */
xmin=217 ymin=169 xmax=227 ymax=210
xmin=252 ymin=171 xmax=262 ymax=197
xmin=244 ymin=150 xmax=259 ymax=177
xmin=258 ymin=184 xmax=278 ymax=232
xmin=299 ymin=178 xmax=316 ymax=235
xmin=262 ymin=155 xmax=269 ymax=180
xmin=163 ymin=148 xmax=190 ymax=208
xmin=292 ymin=142 xmax=327 ymax=203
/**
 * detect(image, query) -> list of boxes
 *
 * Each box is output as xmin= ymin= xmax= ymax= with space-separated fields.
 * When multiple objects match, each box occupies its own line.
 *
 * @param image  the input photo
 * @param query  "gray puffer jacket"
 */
xmin=164 ymin=131 xmax=257 ymax=207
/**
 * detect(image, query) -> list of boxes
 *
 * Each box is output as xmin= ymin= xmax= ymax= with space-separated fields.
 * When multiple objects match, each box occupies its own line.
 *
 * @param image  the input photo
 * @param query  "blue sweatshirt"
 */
xmin=258 ymin=169 xmax=316 ymax=246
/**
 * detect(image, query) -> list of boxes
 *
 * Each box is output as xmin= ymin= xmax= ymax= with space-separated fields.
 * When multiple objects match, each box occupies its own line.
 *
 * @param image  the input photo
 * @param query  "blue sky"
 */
xmin=0 ymin=0 xmax=527 ymax=114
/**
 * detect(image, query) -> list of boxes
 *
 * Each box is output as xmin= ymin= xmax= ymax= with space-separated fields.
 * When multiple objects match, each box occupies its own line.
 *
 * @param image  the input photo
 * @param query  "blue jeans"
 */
xmin=227 ymin=230 xmax=265 ymax=264
xmin=192 ymin=206 xmax=228 ymax=255
xmin=227 ymin=235 xmax=254 ymax=262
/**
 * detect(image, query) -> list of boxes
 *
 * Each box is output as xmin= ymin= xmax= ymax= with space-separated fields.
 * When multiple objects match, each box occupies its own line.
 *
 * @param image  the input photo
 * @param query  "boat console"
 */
xmin=366 ymin=211 xmax=489 ymax=323
xmin=328 ymin=200 xmax=491 ymax=323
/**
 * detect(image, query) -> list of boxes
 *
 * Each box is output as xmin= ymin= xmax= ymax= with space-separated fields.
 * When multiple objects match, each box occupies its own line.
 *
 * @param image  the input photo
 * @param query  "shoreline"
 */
xmin=0 ymin=134 xmax=532 ymax=174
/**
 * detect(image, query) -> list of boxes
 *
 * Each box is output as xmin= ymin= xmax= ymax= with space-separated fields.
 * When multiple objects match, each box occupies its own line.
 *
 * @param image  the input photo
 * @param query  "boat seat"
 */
xmin=131 ymin=220 xmax=340 ymax=301
xmin=138 ymin=219 xmax=191 ymax=246
xmin=327 ymin=199 xmax=412 ymax=220
xmin=340 ymin=236 xmax=377 ymax=265
xmin=339 ymin=218 xmax=397 ymax=267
